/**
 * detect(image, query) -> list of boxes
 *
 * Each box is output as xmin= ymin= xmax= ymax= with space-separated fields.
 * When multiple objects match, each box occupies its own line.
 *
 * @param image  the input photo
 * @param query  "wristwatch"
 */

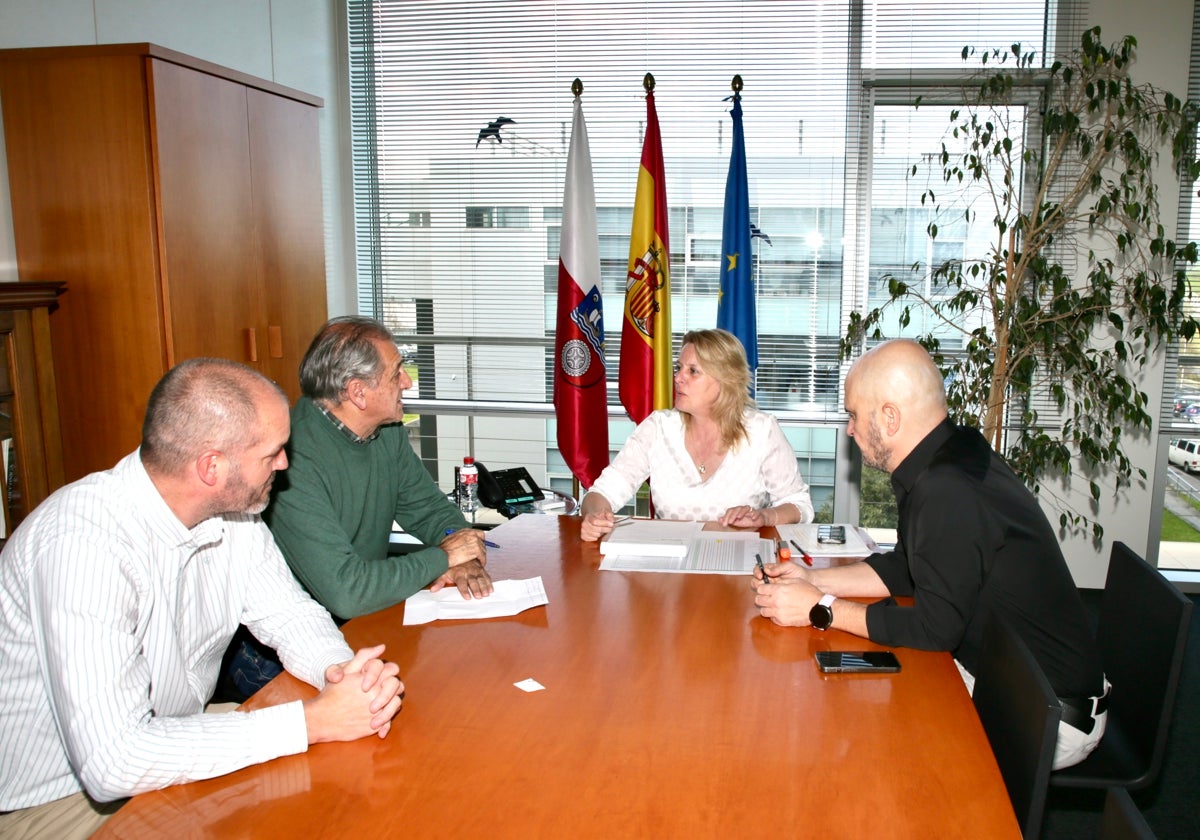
xmin=810 ymin=593 xmax=836 ymax=631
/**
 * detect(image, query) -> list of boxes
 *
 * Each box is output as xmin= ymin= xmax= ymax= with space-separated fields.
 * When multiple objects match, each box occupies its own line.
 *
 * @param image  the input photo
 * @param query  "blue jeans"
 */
xmin=222 ymin=632 xmax=282 ymax=702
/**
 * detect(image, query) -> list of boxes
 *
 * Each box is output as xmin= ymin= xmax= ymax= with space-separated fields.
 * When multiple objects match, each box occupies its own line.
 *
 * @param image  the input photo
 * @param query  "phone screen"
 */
xmin=817 ymin=525 xmax=846 ymax=544
xmin=815 ymin=650 xmax=901 ymax=673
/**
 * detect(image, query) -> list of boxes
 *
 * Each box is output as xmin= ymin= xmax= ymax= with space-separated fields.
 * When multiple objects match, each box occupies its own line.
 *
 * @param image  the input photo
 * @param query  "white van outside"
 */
xmin=1168 ymin=439 xmax=1200 ymax=473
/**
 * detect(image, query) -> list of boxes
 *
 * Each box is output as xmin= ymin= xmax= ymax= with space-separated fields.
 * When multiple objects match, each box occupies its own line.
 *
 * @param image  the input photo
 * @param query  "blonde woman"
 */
xmin=581 ymin=329 xmax=813 ymax=541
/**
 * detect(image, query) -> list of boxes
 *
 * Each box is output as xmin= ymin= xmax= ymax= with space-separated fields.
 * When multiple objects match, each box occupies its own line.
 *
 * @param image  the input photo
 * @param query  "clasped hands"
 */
xmin=751 ymin=560 xmax=825 ymax=626
xmin=305 ymin=644 xmax=404 ymax=744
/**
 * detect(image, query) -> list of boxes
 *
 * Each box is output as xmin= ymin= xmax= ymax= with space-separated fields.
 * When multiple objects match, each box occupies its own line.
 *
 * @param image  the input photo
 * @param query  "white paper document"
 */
xmin=599 ymin=530 xmax=775 ymax=575
xmin=597 ymin=519 xmax=702 ymax=557
xmin=777 ymin=523 xmax=874 ymax=559
xmin=403 ymin=576 xmax=549 ymax=625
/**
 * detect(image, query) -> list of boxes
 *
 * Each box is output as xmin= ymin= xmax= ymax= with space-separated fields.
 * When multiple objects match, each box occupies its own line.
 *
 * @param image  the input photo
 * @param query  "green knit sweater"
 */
xmin=264 ymin=397 xmax=468 ymax=620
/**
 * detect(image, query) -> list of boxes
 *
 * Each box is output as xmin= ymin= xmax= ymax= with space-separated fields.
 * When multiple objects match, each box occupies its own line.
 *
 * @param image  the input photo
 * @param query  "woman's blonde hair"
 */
xmin=680 ymin=328 xmax=754 ymax=449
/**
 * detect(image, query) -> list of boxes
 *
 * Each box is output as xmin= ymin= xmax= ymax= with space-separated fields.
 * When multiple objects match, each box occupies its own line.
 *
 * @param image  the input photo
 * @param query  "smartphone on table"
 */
xmin=817 ymin=524 xmax=846 ymax=544
xmin=814 ymin=650 xmax=901 ymax=673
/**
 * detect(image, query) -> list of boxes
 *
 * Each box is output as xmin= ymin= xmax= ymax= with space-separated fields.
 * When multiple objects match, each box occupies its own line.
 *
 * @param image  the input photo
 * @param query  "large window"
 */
xmin=348 ymin=0 xmax=1059 ymax=505
xmin=1156 ymin=0 xmax=1200 ymax=574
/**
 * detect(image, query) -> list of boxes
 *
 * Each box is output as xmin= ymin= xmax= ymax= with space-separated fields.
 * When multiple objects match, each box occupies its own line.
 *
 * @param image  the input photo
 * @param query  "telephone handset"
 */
xmin=475 ymin=462 xmax=545 ymax=509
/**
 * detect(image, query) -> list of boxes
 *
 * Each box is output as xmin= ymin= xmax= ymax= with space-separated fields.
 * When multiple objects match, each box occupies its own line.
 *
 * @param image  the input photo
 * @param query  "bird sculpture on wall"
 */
xmin=476 ymin=116 xmax=517 ymax=146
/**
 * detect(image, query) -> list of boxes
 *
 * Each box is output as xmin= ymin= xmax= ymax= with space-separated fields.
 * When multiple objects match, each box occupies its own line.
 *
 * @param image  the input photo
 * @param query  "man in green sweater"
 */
xmin=222 ymin=316 xmax=492 ymax=700
xmin=265 ymin=316 xmax=493 ymax=623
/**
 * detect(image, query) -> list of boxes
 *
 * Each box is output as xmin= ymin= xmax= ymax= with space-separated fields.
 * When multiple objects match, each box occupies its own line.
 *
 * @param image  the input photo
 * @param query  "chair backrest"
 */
xmin=1099 ymin=786 xmax=1157 ymax=840
xmin=1096 ymin=542 xmax=1192 ymax=783
xmin=973 ymin=613 xmax=1062 ymax=839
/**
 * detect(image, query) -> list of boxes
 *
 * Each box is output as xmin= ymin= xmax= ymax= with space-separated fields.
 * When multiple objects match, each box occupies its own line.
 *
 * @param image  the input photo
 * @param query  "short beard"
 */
xmin=861 ymin=415 xmax=892 ymax=472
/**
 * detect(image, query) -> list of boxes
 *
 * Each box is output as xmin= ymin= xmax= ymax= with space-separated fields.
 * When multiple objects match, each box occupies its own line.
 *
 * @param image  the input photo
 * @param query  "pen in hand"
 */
xmin=445 ymin=528 xmax=501 ymax=549
xmin=755 ymin=553 xmax=771 ymax=584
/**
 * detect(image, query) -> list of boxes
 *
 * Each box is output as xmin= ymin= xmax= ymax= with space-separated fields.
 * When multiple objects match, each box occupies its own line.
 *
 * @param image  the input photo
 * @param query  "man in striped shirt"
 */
xmin=0 ymin=358 xmax=404 ymax=839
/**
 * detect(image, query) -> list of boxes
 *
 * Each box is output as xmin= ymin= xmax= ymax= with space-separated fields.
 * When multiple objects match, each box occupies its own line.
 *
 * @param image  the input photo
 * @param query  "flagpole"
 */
xmin=717 ymin=71 xmax=758 ymax=393
xmin=620 ymin=71 xmax=672 ymax=425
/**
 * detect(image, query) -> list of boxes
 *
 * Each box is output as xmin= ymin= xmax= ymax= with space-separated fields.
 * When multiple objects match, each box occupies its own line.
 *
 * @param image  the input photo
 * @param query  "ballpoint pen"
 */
xmin=776 ymin=538 xmax=791 ymax=563
xmin=790 ymin=538 xmax=814 ymax=567
xmin=755 ymin=553 xmax=771 ymax=584
xmin=445 ymin=527 xmax=501 ymax=549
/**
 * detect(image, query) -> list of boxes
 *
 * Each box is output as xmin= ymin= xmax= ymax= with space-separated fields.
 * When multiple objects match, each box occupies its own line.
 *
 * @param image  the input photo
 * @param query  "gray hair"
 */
xmin=141 ymin=358 xmax=284 ymax=474
xmin=299 ymin=316 xmax=395 ymax=403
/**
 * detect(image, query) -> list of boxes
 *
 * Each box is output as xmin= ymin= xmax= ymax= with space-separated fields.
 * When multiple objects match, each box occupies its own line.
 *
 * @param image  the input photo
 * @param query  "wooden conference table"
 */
xmin=96 ymin=514 xmax=1018 ymax=839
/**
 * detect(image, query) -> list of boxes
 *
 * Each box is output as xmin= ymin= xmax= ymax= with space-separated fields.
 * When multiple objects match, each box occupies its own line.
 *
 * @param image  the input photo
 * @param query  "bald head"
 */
xmin=141 ymin=358 xmax=287 ymax=477
xmin=845 ymin=339 xmax=948 ymax=472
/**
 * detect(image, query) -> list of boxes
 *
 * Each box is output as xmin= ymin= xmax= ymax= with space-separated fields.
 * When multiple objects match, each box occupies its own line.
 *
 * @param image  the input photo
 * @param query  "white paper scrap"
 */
xmin=403 ymin=576 xmax=549 ymax=625
xmin=514 ymin=678 xmax=546 ymax=693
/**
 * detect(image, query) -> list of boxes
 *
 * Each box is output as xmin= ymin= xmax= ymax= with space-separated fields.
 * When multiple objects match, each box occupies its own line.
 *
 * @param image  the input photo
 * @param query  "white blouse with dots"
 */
xmin=586 ymin=408 xmax=815 ymax=522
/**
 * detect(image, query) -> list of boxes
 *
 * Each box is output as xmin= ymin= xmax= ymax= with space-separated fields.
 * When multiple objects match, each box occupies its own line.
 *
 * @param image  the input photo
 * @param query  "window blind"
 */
xmin=1160 ymin=0 xmax=1200 ymax=431
xmin=346 ymin=0 xmax=1054 ymax=419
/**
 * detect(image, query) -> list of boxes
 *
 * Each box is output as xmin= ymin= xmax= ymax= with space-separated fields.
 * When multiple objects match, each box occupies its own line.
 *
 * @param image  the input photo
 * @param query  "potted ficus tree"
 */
xmin=842 ymin=26 xmax=1200 ymax=540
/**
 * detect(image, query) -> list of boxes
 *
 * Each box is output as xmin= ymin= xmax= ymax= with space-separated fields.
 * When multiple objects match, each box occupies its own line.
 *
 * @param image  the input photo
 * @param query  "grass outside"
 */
xmin=1162 ymin=508 xmax=1200 ymax=542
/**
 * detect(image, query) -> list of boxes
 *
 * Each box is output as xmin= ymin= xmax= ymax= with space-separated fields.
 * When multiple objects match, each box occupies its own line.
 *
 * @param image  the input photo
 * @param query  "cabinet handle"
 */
xmin=268 ymin=325 xmax=283 ymax=359
xmin=245 ymin=328 xmax=258 ymax=362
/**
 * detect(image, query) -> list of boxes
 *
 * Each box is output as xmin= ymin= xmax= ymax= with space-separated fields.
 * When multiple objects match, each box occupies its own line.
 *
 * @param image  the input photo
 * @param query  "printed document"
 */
xmin=403 ymin=576 xmax=548 ymax=625
xmin=777 ymin=523 xmax=874 ymax=559
xmin=599 ymin=529 xmax=775 ymax=575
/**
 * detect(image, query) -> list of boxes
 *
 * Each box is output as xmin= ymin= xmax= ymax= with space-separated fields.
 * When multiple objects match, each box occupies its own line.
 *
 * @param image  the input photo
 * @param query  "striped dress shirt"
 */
xmin=0 ymin=450 xmax=354 ymax=809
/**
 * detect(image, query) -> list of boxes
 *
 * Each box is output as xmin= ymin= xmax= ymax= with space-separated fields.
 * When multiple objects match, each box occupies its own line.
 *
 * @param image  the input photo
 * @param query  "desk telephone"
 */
xmin=475 ymin=462 xmax=544 ymax=508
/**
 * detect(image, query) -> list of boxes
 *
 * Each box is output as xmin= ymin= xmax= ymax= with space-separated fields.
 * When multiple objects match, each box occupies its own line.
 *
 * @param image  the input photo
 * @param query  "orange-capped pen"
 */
xmin=776 ymin=539 xmax=791 ymax=563
xmin=790 ymin=538 xmax=814 ymax=566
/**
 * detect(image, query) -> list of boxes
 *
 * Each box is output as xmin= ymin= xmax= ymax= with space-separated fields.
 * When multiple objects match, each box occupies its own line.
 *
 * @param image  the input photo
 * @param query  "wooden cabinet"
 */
xmin=0 ymin=282 xmax=66 ymax=536
xmin=0 ymin=44 xmax=328 ymax=481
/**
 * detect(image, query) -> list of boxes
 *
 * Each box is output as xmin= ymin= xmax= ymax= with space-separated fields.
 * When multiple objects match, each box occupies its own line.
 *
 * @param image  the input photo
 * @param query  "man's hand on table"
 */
xmin=430 ymin=558 xmax=494 ymax=599
xmin=751 ymin=562 xmax=824 ymax=626
xmin=304 ymin=644 xmax=404 ymax=743
xmin=440 ymin=529 xmax=488 ymax=567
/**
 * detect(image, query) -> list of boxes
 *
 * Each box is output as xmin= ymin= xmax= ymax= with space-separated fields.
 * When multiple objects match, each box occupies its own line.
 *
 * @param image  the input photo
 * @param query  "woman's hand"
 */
xmin=719 ymin=505 xmax=771 ymax=528
xmin=580 ymin=493 xmax=616 ymax=541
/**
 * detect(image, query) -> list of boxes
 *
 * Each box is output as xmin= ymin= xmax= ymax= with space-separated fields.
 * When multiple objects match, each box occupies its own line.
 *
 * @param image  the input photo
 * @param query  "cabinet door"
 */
xmin=148 ymin=58 xmax=266 ymax=368
xmin=247 ymin=88 xmax=328 ymax=400
xmin=0 ymin=52 xmax=166 ymax=480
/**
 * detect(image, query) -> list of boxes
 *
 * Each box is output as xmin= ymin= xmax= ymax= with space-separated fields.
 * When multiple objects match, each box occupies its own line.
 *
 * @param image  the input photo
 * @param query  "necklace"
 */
xmin=698 ymin=462 xmax=707 ymax=475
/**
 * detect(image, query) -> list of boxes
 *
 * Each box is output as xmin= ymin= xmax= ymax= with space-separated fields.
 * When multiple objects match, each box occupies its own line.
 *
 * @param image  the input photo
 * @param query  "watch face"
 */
xmin=810 ymin=603 xmax=833 ymax=630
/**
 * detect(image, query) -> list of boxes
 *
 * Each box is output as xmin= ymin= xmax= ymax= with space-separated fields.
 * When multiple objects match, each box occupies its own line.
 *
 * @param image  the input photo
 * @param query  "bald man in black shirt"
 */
xmin=753 ymin=338 xmax=1107 ymax=769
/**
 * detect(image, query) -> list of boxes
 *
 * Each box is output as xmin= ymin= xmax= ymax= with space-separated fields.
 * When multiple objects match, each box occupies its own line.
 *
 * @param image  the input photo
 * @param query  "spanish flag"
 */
xmin=619 ymin=78 xmax=672 ymax=424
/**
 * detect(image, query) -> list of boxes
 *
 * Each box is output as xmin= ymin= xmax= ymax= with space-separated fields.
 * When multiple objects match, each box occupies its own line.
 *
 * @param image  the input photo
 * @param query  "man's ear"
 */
xmin=196 ymin=450 xmax=223 ymax=488
xmin=881 ymin=402 xmax=901 ymax=436
xmin=343 ymin=379 xmax=369 ymax=411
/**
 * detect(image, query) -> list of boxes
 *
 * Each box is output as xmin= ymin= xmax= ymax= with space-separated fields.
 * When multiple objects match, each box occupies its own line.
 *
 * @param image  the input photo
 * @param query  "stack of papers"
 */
xmin=777 ymin=523 xmax=874 ymax=559
xmin=597 ymin=519 xmax=700 ymax=558
xmin=599 ymin=520 xmax=774 ymax=575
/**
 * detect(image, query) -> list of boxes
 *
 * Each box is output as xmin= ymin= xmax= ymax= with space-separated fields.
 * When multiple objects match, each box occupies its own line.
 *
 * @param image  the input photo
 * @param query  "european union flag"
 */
xmin=716 ymin=94 xmax=757 ymax=374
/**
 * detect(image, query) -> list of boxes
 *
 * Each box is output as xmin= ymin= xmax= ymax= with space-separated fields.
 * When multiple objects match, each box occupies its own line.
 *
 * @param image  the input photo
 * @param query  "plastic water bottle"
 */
xmin=459 ymin=456 xmax=479 ymax=513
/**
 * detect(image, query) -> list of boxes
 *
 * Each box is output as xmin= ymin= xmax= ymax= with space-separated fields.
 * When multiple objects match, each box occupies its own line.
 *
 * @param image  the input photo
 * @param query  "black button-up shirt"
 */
xmin=864 ymin=419 xmax=1103 ymax=697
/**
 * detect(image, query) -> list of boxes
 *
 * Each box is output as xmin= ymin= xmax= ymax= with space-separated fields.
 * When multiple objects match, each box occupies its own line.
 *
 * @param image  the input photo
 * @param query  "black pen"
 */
xmin=755 ymin=552 xmax=771 ymax=584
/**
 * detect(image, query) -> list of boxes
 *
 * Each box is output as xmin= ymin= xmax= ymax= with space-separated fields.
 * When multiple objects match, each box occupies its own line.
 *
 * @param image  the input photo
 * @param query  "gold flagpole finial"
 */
xmin=643 ymin=73 xmax=655 ymax=93
xmin=572 ymin=78 xmax=583 ymax=97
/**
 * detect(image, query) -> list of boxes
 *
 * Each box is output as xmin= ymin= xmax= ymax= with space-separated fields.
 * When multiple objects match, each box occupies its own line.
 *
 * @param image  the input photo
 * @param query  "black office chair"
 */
xmin=1098 ymin=786 xmax=1156 ymax=840
xmin=1051 ymin=542 xmax=1192 ymax=791
xmin=973 ymin=613 xmax=1062 ymax=840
